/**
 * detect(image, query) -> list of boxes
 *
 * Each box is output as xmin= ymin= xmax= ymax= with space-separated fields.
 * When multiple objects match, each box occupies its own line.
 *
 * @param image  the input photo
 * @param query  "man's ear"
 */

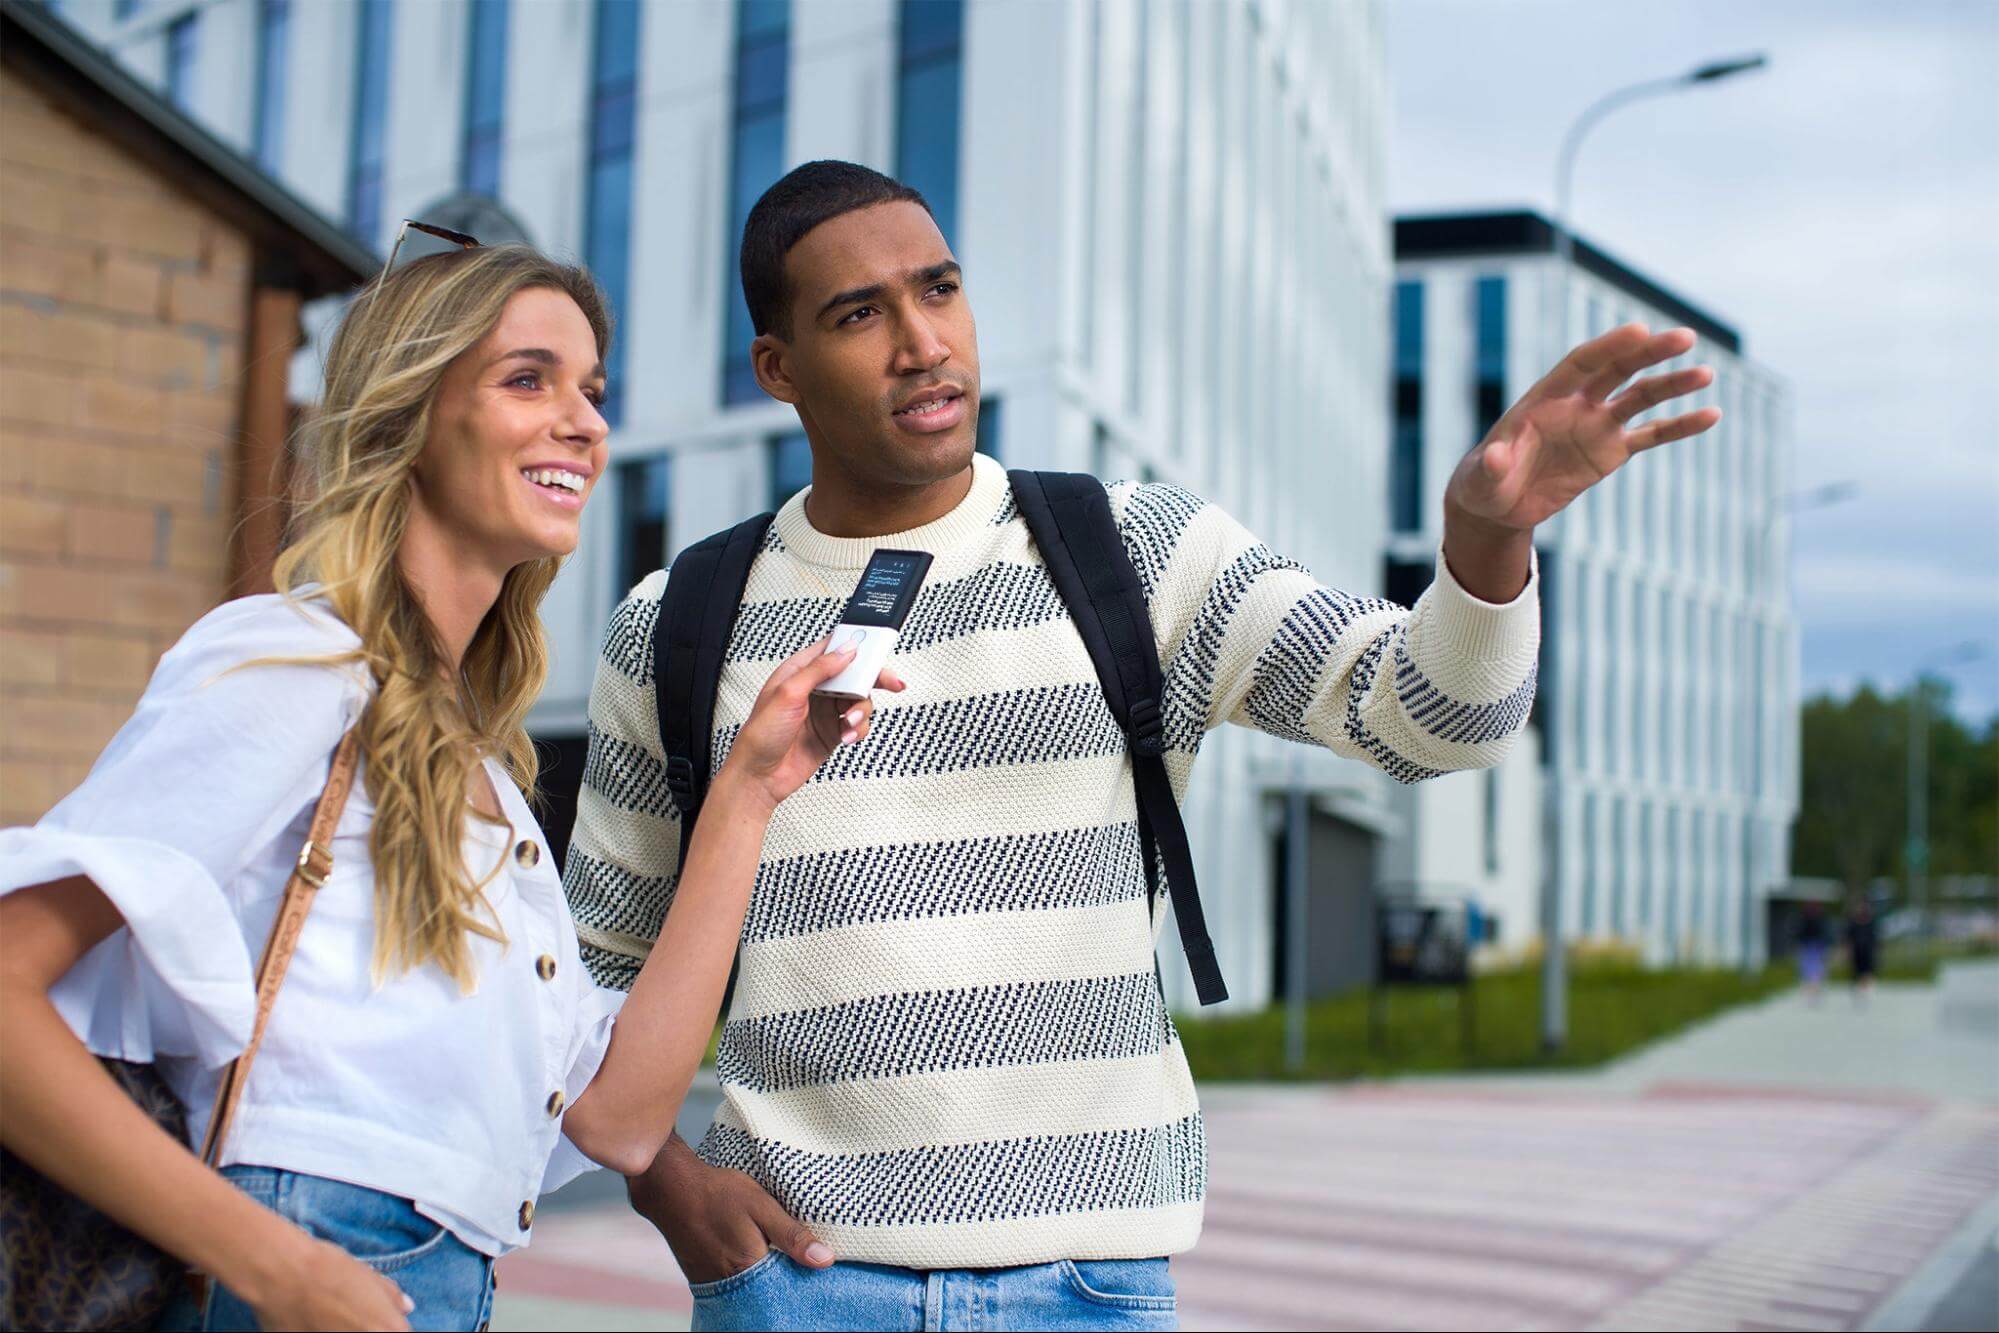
xmin=751 ymin=333 xmax=799 ymax=405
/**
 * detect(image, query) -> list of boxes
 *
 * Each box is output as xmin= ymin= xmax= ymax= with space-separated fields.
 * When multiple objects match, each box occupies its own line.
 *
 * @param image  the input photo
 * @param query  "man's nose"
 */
xmin=891 ymin=311 xmax=950 ymax=375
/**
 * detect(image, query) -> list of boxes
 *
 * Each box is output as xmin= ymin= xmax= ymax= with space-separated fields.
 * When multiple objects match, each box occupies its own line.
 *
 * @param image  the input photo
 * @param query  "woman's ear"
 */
xmin=751 ymin=333 xmax=799 ymax=405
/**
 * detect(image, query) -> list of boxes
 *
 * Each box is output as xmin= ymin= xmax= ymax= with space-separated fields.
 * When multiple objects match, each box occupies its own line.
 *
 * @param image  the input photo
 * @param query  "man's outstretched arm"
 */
xmin=1143 ymin=323 xmax=1716 ymax=783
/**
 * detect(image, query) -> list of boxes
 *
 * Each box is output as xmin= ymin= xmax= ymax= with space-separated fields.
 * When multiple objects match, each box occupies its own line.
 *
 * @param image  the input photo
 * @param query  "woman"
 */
xmin=0 ymin=245 xmax=896 ymax=1331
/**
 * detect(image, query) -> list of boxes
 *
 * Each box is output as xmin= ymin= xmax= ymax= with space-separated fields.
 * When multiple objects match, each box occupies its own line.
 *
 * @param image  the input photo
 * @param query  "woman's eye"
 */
xmin=507 ymin=372 xmax=541 ymax=390
xmin=586 ymin=387 xmax=609 ymax=409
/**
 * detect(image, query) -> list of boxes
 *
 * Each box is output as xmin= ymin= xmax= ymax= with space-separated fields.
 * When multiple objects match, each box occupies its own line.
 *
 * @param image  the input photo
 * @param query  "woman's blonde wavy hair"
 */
xmin=272 ymin=244 xmax=610 ymax=991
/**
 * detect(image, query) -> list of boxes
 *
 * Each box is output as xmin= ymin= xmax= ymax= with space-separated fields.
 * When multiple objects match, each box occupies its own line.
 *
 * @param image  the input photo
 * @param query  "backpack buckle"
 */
xmin=664 ymin=755 xmax=697 ymax=814
xmin=1127 ymin=697 xmax=1165 ymax=759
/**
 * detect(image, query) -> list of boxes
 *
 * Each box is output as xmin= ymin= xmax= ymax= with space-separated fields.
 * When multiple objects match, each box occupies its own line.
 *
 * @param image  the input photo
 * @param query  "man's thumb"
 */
xmin=756 ymin=1196 xmax=835 ymax=1268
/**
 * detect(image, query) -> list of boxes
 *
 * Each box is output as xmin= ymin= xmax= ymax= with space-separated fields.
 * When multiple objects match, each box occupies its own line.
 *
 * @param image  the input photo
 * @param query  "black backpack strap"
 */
xmin=1008 ymin=470 xmax=1228 ymax=1005
xmin=653 ymin=512 xmax=776 ymax=865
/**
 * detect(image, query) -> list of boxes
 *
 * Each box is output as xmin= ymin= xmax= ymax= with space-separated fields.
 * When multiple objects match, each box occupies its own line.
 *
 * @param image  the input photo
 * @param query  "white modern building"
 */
xmin=1384 ymin=212 xmax=1798 ymax=968
xmin=69 ymin=0 xmax=1396 ymax=1011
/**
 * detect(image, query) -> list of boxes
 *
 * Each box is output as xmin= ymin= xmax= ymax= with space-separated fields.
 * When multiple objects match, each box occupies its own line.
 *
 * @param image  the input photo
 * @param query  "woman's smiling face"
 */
xmin=412 ymin=285 xmax=611 ymax=572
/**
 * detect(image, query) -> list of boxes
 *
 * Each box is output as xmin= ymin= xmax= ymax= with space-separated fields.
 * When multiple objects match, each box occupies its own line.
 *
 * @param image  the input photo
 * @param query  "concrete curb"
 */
xmin=1859 ymin=1188 xmax=1999 ymax=1332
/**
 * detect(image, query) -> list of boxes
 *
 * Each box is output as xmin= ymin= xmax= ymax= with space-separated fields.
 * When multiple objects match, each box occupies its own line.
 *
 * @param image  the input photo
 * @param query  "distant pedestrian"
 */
xmin=1847 ymin=899 xmax=1880 ymax=1003
xmin=1796 ymin=902 xmax=1831 ymax=1003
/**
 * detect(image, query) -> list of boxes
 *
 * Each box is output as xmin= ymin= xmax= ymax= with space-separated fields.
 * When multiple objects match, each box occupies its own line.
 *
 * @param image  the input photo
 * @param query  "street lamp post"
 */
xmin=1907 ymin=641 xmax=1987 ymax=959
xmin=1541 ymin=52 xmax=1768 ymax=1051
xmin=1739 ymin=481 xmax=1857 ymax=975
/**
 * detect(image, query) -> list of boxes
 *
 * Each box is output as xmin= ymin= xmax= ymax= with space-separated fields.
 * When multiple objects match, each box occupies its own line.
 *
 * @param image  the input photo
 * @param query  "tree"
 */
xmin=1793 ymin=683 xmax=1999 ymax=896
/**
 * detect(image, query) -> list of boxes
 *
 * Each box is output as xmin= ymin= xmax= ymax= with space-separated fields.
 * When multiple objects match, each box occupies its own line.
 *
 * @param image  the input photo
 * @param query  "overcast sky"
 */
xmin=1387 ymin=0 xmax=1999 ymax=722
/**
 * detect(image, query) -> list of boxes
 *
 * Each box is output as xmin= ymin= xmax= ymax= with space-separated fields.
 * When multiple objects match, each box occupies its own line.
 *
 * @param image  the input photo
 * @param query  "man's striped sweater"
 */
xmin=562 ymin=452 xmax=1539 ymax=1268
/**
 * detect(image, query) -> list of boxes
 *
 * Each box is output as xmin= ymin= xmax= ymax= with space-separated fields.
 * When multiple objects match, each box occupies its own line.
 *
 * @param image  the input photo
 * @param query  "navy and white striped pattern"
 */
xmin=562 ymin=453 xmax=1538 ymax=1267
xmin=700 ymin=1114 xmax=1206 ymax=1230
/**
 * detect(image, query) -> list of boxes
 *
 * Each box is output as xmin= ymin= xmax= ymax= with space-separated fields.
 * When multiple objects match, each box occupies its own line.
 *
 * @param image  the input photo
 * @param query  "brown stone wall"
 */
xmin=0 ymin=65 xmax=253 ymax=826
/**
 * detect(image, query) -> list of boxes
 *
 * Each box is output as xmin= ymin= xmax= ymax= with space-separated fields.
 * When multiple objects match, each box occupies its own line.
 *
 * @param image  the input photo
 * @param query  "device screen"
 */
xmin=840 ymin=549 xmax=933 ymax=629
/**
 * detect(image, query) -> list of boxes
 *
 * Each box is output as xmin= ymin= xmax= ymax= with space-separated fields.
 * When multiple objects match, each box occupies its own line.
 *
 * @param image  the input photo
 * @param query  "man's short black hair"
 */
xmin=740 ymin=160 xmax=934 ymax=339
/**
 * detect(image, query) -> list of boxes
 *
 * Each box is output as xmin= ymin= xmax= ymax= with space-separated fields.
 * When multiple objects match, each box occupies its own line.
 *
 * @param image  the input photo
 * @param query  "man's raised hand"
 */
xmin=1446 ymin=323 xmax=1722 ymax=533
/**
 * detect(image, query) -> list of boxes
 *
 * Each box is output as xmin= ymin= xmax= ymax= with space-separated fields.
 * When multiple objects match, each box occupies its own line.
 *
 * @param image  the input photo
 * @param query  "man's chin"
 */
xmin=886 ymin=430 xmax=978 ymax=485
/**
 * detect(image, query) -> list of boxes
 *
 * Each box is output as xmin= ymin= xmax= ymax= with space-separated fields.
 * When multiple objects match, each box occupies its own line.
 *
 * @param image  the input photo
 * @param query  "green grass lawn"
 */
xmin=1174 ymin=959 xmax=1796 ymax=1082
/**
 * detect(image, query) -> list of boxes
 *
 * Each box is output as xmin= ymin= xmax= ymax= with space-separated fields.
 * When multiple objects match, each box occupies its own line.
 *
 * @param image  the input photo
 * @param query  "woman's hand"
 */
xmin=717 ymin=637 xmax=907 ymax=811
xmin=241 ymin=1233 xmax=415 ymax=1332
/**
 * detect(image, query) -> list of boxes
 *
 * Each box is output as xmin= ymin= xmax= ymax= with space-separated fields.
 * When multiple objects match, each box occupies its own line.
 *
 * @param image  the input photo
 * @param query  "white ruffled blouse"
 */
xmin=0 ymin=593 xmax=626 ymax=1256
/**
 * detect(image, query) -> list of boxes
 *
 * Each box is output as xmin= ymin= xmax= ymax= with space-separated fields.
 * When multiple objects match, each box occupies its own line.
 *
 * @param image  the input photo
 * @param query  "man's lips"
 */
xmin=890 ymin=389 xmax=968 ymax=434
xmin=892 ymin=385 xmax=965 ymax=417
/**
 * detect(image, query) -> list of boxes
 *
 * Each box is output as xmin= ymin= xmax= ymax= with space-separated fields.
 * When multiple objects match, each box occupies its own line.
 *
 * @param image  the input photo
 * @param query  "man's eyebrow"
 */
xmin=488 ymin=347 xmax=607 ymax=379
xmin=815 ymin=261 xmax=964 ymax=323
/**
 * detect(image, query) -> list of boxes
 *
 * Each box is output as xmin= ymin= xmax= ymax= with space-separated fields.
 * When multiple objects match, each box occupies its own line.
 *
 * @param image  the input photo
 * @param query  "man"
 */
xmin=563 ymin=161 xmax=1718 ymax=1329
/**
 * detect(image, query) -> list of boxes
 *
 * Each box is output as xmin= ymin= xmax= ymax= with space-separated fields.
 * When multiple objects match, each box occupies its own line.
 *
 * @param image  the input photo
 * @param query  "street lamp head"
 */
xmin=1689 ymin=54 xmax=1769 ymax=83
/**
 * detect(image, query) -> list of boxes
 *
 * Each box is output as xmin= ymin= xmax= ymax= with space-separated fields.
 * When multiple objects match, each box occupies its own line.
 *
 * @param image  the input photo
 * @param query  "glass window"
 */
xmin=346 ymin=0 xmax=393 ymax=243
xmin=769 ymin=431 xmax=811 ymax=512
xmin=461 ymin=0 xmax=509 ymax=197
xmin=1482 ymin=769 xmax=1500 ymax=876
xmin=165 ymin=12 xmax=199 ymax=111
xmin=616 ymin=455 xmax=671 ymax=598
xmin=1637 ymin=801 xmax=1653 ymax=933
xmin=896 ymin=0 xmax=964 ymax=250
xmin=1610 ymin=796 xmax=1626 ymax=935
xmin=1391 ymin=279 xmax=1422 ymax=532
xmin=1581 ymin=795 xmax=1599 ymax=934
xmin=1663 ymin=805 xmax=1681 ymax=961
xmin=723 ymin=0 xmax=792 ymax=406
xmin=586 ymin=0 xmax=642 ymax=426
xmin=1689 ymin=810 xmax=1706 ymax=943
xmin=253 ymin=0 xmax=289 ymax=171
xmin=1473 ymin=274 xmax=1505 ymax=436
xmin=1603 ymin=572 xmax=1619 ymax=776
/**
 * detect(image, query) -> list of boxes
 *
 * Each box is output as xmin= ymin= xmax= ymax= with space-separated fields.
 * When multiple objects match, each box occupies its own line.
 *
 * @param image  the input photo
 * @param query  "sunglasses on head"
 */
xmin=377 ymin=219 xmax=481 ymax=283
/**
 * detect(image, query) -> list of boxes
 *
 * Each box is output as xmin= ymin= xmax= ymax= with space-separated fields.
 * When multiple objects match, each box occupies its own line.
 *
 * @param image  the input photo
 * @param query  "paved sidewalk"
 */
xmin=492 ymin=965 xmax=1999 ymax=1331
xmin=1418 ymin=961 xmax=1999 ymax=1104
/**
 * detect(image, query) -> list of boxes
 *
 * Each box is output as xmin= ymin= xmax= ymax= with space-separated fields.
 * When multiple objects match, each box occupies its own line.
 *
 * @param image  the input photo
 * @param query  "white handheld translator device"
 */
xmin=813 ymin=548 xmax=934 ymax=699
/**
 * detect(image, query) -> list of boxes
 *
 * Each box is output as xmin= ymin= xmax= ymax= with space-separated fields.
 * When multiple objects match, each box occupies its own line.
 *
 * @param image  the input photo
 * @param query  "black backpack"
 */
xmin=651 ymin=469 xmax=1227 ymax=1006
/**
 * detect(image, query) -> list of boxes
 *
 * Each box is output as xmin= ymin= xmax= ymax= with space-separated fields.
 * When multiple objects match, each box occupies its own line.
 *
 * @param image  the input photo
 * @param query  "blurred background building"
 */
xmin=12 ymin=0 xmax=1802 ymax=992
xmin=1384 ymin=211 xmax=1796 ymax=968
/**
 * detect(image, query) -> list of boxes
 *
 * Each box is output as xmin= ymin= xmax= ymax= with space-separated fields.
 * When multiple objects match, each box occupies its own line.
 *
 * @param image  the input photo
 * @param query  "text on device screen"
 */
xmin=842 ymin=550 xmax=933 ymax=629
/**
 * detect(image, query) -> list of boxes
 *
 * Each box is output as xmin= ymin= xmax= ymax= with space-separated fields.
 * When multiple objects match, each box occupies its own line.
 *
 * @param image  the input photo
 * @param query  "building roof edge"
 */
xmin=2 ymin=2 xmax=378 ymax=298
xmin=1393 ymin=210 xmax=1743 ymax=356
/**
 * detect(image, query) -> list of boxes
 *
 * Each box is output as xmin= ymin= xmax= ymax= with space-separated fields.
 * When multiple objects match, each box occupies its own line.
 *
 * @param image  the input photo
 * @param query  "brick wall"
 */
xmin=0 ymin=65 xmax=253 ymax=826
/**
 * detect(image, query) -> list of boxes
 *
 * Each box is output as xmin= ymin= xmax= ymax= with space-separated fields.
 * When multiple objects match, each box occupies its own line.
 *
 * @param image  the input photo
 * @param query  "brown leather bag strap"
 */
xmin=196 ymin=728 xmax=362 ymax=1168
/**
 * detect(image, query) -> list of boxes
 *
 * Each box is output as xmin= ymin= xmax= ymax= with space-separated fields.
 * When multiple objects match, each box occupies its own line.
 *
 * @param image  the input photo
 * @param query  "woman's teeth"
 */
xmin=523 ymin=468 xmax=584 ymax=493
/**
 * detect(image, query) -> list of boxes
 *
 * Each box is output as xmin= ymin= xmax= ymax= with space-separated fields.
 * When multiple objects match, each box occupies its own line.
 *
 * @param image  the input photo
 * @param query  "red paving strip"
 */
xmin=495 ymin=1250 xmax=693 ymax=1315
xmin=1184 ymin=1088 xmax=1999 ymax=1332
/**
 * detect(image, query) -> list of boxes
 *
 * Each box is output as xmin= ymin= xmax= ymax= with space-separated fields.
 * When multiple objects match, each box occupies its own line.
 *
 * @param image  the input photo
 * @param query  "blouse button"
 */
xmin=546 ymin=1089 xmax=565 ymax=1118
xmin=536 ymin=954 xmax=557 ymax=981
xmin=518 ymin=1199 xmax=535 ymax=1231
xmin=513 ymin=839 xmax=541 ymax=869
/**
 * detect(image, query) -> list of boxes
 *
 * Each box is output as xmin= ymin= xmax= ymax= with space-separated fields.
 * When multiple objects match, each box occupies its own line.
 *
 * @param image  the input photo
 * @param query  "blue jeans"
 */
xmin=688 ymin=1251 xmax=1177 ymax=1331
xmin=158 ymin=1166 xmax=495 ymax=1332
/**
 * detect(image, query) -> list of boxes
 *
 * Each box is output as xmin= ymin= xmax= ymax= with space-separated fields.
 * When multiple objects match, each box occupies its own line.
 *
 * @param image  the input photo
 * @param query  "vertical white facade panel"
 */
xmin=500 ymin=0 xmax=590 ymax=260
xmin=382 ymin=0 xmax=463 ymax=236
xmin=621 ymin=1 xmax=733 ymax=442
